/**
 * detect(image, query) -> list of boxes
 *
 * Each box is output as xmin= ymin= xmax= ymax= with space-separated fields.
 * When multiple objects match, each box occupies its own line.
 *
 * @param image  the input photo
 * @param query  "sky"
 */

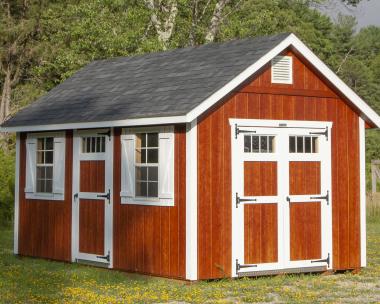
xmin=318 ymin=0 xmax=380 ymax=29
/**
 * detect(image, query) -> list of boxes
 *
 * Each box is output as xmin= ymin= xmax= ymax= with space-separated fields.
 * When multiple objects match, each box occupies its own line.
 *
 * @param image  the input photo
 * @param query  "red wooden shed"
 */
xmin=2 ymin=33 xmax=380 ymax=280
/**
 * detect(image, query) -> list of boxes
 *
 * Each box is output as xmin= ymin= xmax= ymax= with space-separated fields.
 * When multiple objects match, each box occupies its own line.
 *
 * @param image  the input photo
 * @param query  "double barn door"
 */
xmin=231 ymin=119 xmax=332 ymax=277
xmin=72 ymin=129 xmax=113 ymax=266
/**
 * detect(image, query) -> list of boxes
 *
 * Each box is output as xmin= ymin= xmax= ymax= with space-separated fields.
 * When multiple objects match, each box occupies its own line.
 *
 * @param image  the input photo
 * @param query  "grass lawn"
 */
xmin=0 ymin=221 xmax=379 ymax=303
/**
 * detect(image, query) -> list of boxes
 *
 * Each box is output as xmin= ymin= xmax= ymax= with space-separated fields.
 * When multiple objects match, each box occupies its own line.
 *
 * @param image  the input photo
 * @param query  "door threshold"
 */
xmin=76 ymin=259 xmax=110 ymax=268
xmin=238 ymin=266 xmax=327 ymax=277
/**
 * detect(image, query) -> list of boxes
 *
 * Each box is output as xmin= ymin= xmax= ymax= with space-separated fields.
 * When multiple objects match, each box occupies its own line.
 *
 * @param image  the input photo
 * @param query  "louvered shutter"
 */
xmin=25 ymin=137 xmax=37 ymax=194
xmin=120 ymin=133 xmax=135 ymax=199
xmin=158 ymin=127 xmax=174 ymax=200
xmin=53 ymin=135 xmax=66 ymax=195
xmin=271 ymin=56 xmax=293 ymax=84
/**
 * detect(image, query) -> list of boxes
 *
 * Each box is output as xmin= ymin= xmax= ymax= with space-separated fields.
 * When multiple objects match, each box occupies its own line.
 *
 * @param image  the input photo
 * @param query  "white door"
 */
xmin=72 ymin=129 xmax=113 ymax=266
xmin=230 ymin=119 xmax=332 ymax=277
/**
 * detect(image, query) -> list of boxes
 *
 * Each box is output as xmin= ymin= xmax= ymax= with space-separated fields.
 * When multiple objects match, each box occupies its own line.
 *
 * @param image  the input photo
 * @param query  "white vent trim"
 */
xmin=271 ymin=55 xmax=293 ymax=84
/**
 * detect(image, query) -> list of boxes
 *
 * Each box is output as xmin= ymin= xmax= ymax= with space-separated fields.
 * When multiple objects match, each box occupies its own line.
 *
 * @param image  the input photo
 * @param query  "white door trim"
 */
xmin=230 ymin=119 xmax=333 ymax=277
xmin=71 ymin=128 xmax=114 ymax=267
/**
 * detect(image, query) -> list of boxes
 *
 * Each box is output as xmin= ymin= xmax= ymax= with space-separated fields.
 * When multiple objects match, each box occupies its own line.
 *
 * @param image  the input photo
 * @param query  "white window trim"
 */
xmin=120 ymin=126 xmax=175 ymax=206
xmin=25 ymin=131 xmax=66 ymax=201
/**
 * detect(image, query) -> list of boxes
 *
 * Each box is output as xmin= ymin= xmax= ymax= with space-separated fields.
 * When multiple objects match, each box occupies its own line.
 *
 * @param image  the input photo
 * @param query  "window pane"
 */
xmin=37 ymin=180 xmax=44 ymax=192
xmin=252 ymin=136 xmax=260 ymax=153
xmin=260 ymin=136 xmax=268 ymax=153
xmin=37 ymin=138 xmax=44 ymax=150
xmin=101 ymin=137 xmax=105 ymax=152
xmin=96 ymin=137 xmax=101 ymax=153
xmin=269 ymin=136 xmax=275 ymax=152
xmin=244 ymin=136 xmax=251 ymax=153
xmin=147 ymin=149 xmax=158 ymax=163
xmin=305 ymin=136 xmax=311 ymax=153
xmin=37 ymin=151 xmax=44 ymax=164
xmin=296 ymin=136 xmax=304 ymax=153
xmin=45 ymin=180 xmax=53 ymax=193
xmin=148 ymin=167 xmax=158 ymax=182
xmin=46 ymin=167 xmax=53 ymax=179
xmin=37 ymin=167 xmax=45 ymax=179
xmin=312 ymin=137 xmax=318 ymax=153
xmin=147 ymin=133 xmax=158 ymax=147
xmin=141 ymin=148 xmax=147 ymax=163
xmin=136 ymin=167 xmax=147 ymax=181
xmin=82 ymin=138 xmax=87 ymax=153
xmin=86 ymin=137 xmax=91 ymax=153
xmin=46 ymin=138 xmax=54 ymax=150
xmin=136 ymin=181 xmax=147 ymax=197
xmin=45 ymin=151 xmax=53 ymax=164
xmin=91 ymin=137 xmax=96 ymax=153
xmin=148 ymin=182 xmax=158 ymax=197
xmin=289 ymin=136 xmax=296 ymax=153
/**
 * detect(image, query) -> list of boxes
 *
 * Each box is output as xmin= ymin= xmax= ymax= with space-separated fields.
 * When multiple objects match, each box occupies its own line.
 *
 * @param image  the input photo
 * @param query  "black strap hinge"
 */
xmin=309 ymin=127 xmax=328 ymax=141
xmin=97 ymin=189 xmax=111 ymax=204
xmin=236 ymin=259 xmax=258 ymax=272
xmin=236 ymin=193 xmax=256 ymax=208
xmin=310 ymin=190 xmax=329 ymax=205
xmin=97 ymin=250 xmax=110 ymax=263
xmin=235 ymin=124 xmax=256 ymax=139
xmin=311 ymin=253 xmax=330 ymax=267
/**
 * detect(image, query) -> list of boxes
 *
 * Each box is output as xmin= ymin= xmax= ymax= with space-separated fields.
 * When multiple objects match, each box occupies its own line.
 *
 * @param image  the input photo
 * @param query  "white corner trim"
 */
xmin=1 ymin=116 xmax=186 ymax=133
xmin=14 ymin=133 xmax=20 ymax=255
xmin=186 ymin=119 xmax=198 ymax=280
xmin=186 ymin=34 xmax=380 ymax=128
xmin=359 ymin=118 xmax=367 ymax=267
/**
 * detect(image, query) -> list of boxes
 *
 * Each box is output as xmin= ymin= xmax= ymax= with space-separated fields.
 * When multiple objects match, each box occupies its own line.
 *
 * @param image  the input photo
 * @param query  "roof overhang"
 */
xmin=2 ymin=33 xmax=379 ymax=132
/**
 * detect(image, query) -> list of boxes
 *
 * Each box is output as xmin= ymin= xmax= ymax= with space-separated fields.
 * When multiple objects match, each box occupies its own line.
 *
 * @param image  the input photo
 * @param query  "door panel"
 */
xmin=80 ymin=160 xmax=105 ymax=193
xmin=244 ymin=161 xmax=277 ymax=196
xmin=290 ymin=202 xmax=321 ymax=261
xmin=289 ymin=162 xmax=321 ymax=195
xmin=244 ymin=203 xmax=278 ymax=264
xmin=79 ymin=199 xmax=105 ymax=255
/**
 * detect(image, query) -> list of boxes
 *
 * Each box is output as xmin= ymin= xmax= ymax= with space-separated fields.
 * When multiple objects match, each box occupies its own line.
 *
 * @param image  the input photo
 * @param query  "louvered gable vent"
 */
xmin=271 ymin=56 xmax=293 ymax=84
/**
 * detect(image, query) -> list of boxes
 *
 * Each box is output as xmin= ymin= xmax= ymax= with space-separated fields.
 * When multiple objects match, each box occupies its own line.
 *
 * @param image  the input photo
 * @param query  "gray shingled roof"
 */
xmin=2 ymin=33 xmax=290 ymax=128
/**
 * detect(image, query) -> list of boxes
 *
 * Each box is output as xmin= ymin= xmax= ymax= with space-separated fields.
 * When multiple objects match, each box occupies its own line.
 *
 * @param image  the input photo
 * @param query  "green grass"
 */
xmin=1 ymin=221 xmax=380 ymax=303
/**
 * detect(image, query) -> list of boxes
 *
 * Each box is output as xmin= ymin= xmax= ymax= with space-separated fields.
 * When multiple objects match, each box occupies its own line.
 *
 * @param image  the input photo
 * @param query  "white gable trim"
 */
xmin=185 ymin=34 xmax=380 ymax=128
xmin=2 ymin=34 xmax=379 ymax=133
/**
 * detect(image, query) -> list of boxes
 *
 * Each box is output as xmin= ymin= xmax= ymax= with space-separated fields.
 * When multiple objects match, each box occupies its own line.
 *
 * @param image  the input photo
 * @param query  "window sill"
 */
xmin=120 ymin=197 xmax=174 ymax=207
xmin=25 ymin=192 xmax=65 ymax=201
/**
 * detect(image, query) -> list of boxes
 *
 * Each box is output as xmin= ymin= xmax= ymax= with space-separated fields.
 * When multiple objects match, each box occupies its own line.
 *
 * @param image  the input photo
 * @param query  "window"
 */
xmin=244 ymin=135 xmax=275 ymax=153
xmin=25 ymin=132 xmax=66 ymax=200
xmin=289 ymin=136 xmax=318 ymax=153
xmin=82 ymin=136 xmax=106 ymax=153
xmin=36 ymin=137 xmax=54 ymax=193
xmin=120 ymin=126 xmax=174 ymax=206
xmin=271 ymin=55 xmax=293 ymax=84
xmin=135 ymin=133 xmax=159 ymax=198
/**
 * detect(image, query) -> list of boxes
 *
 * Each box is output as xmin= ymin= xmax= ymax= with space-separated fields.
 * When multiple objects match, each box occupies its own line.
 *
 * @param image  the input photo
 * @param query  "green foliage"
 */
xmin=0 ymin=147 xmax=15 ymax=227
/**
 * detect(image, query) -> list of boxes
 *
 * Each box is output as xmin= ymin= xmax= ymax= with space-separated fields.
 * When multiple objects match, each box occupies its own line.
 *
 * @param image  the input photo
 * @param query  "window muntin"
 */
xmin=289 ymin=136 xmax=318 ymax=153
xmin=36 ymin=137 xmax=54 ymax=193
xmin=135 ymin=133 xmax=159 ymax=198
xmin=244 ymin=135 xmax=275 ymax=153
xmin=82 ymin=136 xmax=106 ymax=153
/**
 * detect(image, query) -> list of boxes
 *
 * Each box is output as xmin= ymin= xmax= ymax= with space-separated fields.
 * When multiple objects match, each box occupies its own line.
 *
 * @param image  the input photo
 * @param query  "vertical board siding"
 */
xmin=79 ymin=199 xmax=105 ymax=255
xmin=18 ymin=131 xmax=73 ymax=261
xmin=244 ymin=161 xmax=277 ymax=196
xmin=80 ymin=160 xmax=105 ymax=193
xmin=289 ymin=162 xmax=321 ymax=195
xmin=198 ymin=50 xmax=361 ymax=279
xmin=113 ymin=126 xmax=186 ymax=279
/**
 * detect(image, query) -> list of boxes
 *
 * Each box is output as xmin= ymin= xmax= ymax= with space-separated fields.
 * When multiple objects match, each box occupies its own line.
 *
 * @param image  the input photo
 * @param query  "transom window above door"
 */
xmin=82 ymin=136 xmax=106 ymax=153
xmin=289 ymin=136 xmax=318 ymax=153
xmin=244 ymin=135 xmax=275 ymax=153
xmin=135 ymin=133 xmax=159 ymax=198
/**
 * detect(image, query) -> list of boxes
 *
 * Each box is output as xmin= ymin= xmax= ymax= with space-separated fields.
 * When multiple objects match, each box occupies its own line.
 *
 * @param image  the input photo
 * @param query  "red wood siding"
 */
xmin=79 ymin=199 xmax=105 ymax=255
xmin=289 ymin=161 xmax=321 ymax=195
xmin=18 ymin=131 xmax=73 ymax=261
xmin=197 ymin=49 xmax=361 ymax=279
xmin=244 ymin=161 xmax=277 ymax=196
xmin=113 ymin=126 xmax=186 ymax=279
xmin=80 ymin=160 xmax=105 ymax=193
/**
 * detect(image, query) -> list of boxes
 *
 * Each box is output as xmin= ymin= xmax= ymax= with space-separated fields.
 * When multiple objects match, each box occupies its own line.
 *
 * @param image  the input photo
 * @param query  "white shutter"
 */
xmin=53 ymin=135 xmax=66 ymax=195
xmin=120 ymin=133 xmax=135 ymax=199
xmin=271 ymin=55 xmax=293 ymax=84
xmin=25 ymin=137 xmax=37 ymax=193
xmin=158 ymin=127 xmax=174 ymax=200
